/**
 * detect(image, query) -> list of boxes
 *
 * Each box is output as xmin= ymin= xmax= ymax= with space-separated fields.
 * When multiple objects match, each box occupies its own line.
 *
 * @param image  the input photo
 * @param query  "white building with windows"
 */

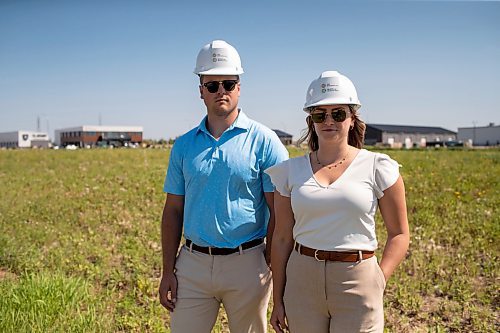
xmin=0 ymin=131 xmax=50 ymax=148
xmin=54 ymin=125 xmax=143 ymax=147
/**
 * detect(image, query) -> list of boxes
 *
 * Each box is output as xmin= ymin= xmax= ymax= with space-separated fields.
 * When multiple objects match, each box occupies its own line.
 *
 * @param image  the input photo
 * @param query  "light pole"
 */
xmin=472 ymin=121 xmax=477 ymax=146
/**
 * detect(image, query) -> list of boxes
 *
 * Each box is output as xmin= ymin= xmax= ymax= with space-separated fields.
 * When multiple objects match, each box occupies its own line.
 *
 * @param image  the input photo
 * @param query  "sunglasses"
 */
xmin=310 ymin=109 xmax=350 ymax=123
xmin=202 ymin=80 xmax=239 ymax=93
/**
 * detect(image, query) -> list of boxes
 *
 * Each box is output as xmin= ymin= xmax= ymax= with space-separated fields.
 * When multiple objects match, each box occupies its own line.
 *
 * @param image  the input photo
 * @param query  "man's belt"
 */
xmin=185 ymin=238 xmax=264 ymax=255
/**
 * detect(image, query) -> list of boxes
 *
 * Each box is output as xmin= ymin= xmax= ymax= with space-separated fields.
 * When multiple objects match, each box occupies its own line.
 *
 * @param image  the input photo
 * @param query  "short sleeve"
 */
xmin=264 ymin=160 xmax=291 ymax=197
xmin=260 ymin=133 xmax=289 ymax=193
xmin=374 ymin=153 xmax=400 ymax=199
xmin=163 ymin=140 xmax=185 ymax=195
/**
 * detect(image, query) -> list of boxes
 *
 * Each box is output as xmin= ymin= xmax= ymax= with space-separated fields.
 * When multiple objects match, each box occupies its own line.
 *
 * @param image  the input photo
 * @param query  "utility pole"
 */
xmin=472 ymin=121 xmax=477 ymax=146
xmin=46 ymin=120 xmax=50 ymax=140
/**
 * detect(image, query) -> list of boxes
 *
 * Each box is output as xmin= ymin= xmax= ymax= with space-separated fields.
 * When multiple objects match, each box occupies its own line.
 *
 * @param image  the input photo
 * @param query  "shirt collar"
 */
xmin=196 ymin=109 xmax=250 ymax=136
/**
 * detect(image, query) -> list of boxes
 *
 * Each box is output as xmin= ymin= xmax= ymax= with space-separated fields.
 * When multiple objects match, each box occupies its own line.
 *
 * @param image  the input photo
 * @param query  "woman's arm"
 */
xmin=270 ymin=190 xmax=295 ymax=333
xmin=264 ymin=192 xmax=276 ymax=265
xmin=378 ymin=175 xmax=410 ymax=281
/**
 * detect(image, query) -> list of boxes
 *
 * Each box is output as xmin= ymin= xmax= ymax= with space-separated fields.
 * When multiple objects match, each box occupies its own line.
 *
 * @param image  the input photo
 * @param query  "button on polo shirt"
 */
xmin=164 ymin=111 xmax=289 ymax=248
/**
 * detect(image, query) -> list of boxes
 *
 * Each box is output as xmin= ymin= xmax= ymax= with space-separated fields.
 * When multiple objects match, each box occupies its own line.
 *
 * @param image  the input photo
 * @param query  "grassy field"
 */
xmin=0 ymin=147 xmax=498 ymax=332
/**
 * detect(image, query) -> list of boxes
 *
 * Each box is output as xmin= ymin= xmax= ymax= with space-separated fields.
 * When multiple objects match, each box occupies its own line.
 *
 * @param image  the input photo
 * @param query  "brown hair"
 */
xmin=298 ymin=105 xmax=366 ymax=151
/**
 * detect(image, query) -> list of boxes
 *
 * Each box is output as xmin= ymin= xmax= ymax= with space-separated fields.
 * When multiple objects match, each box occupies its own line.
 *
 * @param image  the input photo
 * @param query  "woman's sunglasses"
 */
xmin=310 ymin=109 xmax=350 ymax=123
xmin=202 ymin=80 xmax=239 ymax=93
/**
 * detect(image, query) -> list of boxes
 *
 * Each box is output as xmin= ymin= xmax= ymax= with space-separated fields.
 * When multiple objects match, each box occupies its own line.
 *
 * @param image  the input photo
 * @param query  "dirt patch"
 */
xmin=420 ymin=294 xmax=442 ymax=313
xmin=0 ymin=268 xmax=17 ymax=280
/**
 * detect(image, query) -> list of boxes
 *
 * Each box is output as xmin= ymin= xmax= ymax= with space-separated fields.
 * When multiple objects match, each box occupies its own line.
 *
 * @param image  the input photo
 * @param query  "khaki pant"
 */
xmin=170 ymin=243 xmax=272 ymax=333
xmin=283 ymin=250 xmax=386 ymax=333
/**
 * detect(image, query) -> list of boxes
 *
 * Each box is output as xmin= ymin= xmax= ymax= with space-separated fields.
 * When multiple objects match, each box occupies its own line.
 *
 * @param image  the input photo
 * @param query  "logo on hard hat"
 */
xmin=323 ymin=83 xmax=339 ymax=93
xmin=321 ymin=84 xmax=326 ymax=88
xmin=22 ymin=134 xmax=28 ymax=141
xmin=211 ymin=53 xmax=228 ymax=63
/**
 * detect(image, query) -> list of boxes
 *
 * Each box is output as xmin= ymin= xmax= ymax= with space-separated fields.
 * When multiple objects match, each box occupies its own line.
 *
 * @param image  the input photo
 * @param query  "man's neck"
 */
xmin=206 ymin=108 xmax=239 ymax=139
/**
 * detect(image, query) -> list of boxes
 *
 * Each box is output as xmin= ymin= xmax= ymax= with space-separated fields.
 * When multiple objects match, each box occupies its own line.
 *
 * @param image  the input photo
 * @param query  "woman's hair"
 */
xmin=298 ymin=105 xmax=366 ymax=151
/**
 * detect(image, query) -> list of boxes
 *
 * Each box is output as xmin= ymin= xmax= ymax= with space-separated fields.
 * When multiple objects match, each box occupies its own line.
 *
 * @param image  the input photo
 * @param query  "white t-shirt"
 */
xmin=265 ymin=149 xmax=400 ymax=251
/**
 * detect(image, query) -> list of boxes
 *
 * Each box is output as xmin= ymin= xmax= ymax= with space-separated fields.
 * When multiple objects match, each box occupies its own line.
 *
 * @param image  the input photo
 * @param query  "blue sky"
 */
xmin=1 ymin=0 xmax=499 ymax=140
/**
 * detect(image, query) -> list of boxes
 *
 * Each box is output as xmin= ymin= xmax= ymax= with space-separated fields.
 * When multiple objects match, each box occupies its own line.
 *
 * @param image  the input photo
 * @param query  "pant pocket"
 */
xmin=375 ymin=260 xmax=387 ymax=290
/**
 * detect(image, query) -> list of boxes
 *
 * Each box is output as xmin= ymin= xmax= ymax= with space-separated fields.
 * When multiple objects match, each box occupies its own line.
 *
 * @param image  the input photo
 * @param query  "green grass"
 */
xmin=0 ymin=272 xmax=103 ymax=333
xmin=0 ymin=148 xmax=498 ymax=332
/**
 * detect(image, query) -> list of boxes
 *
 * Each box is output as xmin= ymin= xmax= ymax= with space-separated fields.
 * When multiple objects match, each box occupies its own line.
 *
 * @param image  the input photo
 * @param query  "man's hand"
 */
xmin=159 ymin=272 xmax=178 ymax=312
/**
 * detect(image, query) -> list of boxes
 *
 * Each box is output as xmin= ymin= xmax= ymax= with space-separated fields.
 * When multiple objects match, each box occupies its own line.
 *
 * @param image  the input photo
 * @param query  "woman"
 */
xmin=266 ymin=71 xmax=409 ymax=333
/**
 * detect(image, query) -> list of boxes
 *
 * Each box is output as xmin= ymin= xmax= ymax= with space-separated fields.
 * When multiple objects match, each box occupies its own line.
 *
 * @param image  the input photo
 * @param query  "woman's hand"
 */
xmin=271 ymin=301 xmax=289 ymax=333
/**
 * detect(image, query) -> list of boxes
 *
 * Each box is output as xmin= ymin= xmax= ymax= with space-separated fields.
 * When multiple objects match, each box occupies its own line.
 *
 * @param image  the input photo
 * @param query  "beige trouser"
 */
xmin=283 ymin=250 xmax=386 ymax=333
xmin=170 ymin=243 xmax=272 ymax=333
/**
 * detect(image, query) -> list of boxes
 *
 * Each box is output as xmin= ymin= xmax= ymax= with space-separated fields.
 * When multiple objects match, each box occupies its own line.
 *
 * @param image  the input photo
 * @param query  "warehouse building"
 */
xmin=273 ymin=129 xmax=293 ymax=145
xmin=457 ymin=123 xmax=499 ymax=146
xmin=54 ymin=125 xmax=143 ymax=148
xmin=365 ymin=124 xmax=457 ymax=148
xmin=0 ymin=131 xmax=50 ymax=148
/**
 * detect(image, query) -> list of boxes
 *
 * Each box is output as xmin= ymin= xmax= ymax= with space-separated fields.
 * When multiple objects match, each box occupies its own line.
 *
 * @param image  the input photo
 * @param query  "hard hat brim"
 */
xmin=194 ymin=68 xmax=244 ymax=76
xmin=303 ymin=98 xmax=361 ymax=113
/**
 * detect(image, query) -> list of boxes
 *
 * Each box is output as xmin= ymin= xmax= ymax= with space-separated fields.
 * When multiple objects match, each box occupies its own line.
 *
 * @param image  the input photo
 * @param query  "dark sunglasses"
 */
xmin=310 ymin=109 xmax=350 ymax=123
xmin=202 ymin=80 xmax=239 ymax=93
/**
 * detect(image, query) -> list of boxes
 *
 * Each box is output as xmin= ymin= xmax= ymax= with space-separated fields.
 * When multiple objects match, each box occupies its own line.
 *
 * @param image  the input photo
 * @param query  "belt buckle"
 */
xmin=314 ymin=249 xmax=325 ymax=262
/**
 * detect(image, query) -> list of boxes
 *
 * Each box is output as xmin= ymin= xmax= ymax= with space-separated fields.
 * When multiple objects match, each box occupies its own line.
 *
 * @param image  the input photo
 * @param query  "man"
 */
xmin=158 ymin=40 xmax=289 ymax=333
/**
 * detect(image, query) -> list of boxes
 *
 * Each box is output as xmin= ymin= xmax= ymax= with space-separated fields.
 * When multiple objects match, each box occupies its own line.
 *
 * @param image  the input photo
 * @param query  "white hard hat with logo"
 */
xmin=303 ymin=71 xmax=361 ymax=112
xmin=194 ymin=40 xmax=244 ymax=76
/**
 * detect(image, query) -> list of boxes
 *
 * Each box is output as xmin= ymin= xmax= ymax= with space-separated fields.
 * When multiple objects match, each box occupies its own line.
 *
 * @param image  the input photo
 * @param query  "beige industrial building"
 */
xmin=364 ymin=124 xmax=457 ymax=148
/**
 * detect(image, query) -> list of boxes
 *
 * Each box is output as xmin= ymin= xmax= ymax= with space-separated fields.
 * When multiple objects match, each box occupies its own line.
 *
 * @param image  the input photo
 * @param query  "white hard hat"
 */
xmin=303 ymin=71 xmax=361 ymax=112
xmin=194 ymin=40 xmax=244 ymax=76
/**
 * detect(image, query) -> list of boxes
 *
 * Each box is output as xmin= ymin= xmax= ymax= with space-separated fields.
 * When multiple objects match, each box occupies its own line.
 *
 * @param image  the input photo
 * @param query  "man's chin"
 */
xmin=213 ymin=107 xmax=237 ymax=117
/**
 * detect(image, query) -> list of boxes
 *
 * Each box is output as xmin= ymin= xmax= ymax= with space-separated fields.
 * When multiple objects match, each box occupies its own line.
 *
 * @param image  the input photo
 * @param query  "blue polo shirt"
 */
xmin=164 ymin=111 xmax=289 ymax=248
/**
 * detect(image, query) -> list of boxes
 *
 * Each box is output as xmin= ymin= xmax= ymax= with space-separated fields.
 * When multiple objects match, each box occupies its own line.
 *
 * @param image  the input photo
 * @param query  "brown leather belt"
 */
xmin=185 ymin=238 xmax=264 ymax=255
xmin=294 ymin=243 xmax=374 ymax=262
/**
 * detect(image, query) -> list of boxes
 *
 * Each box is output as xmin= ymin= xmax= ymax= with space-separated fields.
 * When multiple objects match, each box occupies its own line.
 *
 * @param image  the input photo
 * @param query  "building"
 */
xmin=54 ymin=125 xmax=143 ymax=148
xmin=273 ymin=129 xmax=293 ymax=145
xmin=457 ymin=123 xmax=500 ymax=146
xmin=0 ymin=131 xmax=50 ymax=148
xmin=365 ymin=124 xmax=457 ymax=148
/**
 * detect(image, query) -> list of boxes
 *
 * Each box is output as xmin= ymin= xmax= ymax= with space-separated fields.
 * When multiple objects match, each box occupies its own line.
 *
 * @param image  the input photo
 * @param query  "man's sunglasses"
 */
xmin=310 ymin=109 xmax=350 ymax=123
xmin=202 ymin=80 xmax=239 ymax=93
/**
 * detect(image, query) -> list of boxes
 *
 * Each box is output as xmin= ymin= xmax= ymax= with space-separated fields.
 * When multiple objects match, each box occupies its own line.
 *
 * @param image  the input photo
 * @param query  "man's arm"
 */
xmin=158 ymin=193 xmax=185 ymax=312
